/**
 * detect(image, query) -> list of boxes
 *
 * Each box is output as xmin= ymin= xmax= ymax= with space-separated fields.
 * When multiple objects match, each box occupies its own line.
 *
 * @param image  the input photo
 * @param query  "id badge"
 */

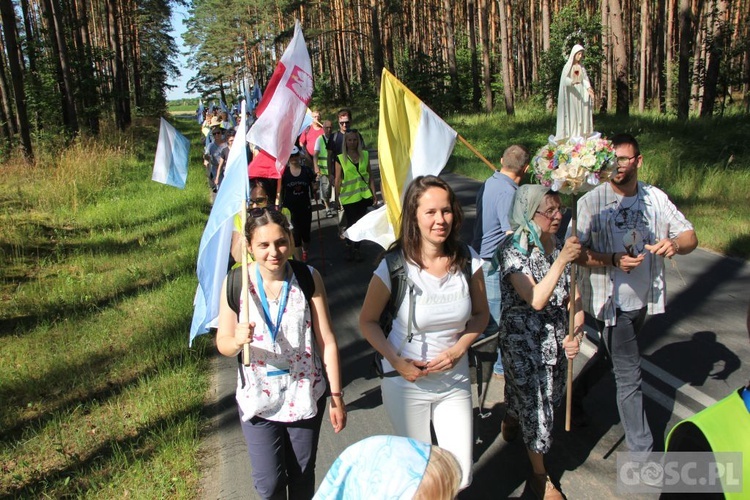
xmin=266 ymin=359 xmax=290 ymax=377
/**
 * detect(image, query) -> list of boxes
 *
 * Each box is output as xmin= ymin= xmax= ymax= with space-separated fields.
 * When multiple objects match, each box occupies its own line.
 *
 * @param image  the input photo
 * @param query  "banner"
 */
xmin=189 ymin=103 xmax=249 ymax=346
xmin=152 ymin=117 xmax=189 ymax=189
xmin=246 ymin=21 xmax=312 ymax=174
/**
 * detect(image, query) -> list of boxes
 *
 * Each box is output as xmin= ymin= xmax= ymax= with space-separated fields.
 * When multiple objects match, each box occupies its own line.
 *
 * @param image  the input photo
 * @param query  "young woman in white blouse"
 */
xmin=359 ymin=175 xmax=489 ymax=490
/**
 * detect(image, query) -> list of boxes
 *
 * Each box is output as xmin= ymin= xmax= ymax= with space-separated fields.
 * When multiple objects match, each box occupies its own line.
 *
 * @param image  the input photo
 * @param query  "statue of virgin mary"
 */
xmin=555 ymin=44 xmax=594 ymax=141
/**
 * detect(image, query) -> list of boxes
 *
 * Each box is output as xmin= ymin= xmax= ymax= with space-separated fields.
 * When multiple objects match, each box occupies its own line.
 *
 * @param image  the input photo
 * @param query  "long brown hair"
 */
xmin=388 ymin=175 xmax=466 ymax=271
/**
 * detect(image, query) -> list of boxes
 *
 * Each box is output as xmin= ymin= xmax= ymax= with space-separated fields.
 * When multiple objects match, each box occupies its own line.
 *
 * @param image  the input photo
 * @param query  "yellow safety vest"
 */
xmin=338 ymin=151 xmax=371 ymax=205
xmin=666 ymin=387 xmax=750 ymax=498
xmin=316 ymin=135 xmax=329 ymax=176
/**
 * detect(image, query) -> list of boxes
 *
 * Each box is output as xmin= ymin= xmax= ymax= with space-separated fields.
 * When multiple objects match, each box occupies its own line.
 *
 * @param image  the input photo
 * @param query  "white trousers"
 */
xmin=381 ymin=378 xmax=474 ymax=489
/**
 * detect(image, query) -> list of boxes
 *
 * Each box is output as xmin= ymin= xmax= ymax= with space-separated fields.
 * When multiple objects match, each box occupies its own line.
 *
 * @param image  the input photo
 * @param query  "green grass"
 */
xmin=1 ymin=104 xmax=747 ymax=497
xmin=445 ymin=105 xmax=750 ymax=258
xmin=0 ymin=116 xmax=214 ymax=497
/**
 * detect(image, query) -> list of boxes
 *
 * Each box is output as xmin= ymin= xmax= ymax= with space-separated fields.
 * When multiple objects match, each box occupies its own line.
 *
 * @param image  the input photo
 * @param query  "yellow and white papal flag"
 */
xmin=345 ymin=69 xmax=458 ymax=248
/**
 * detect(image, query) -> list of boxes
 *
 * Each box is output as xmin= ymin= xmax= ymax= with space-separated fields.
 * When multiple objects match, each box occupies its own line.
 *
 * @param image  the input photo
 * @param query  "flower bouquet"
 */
xmin=532 ymin=133 xmax=616 ymax=195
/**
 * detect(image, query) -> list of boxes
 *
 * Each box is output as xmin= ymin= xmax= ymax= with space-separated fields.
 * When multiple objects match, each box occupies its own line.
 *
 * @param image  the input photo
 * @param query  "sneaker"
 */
xmin=529 ymin=473 xmax=563 ymax=500
xmin=301 ymin=250 xmax=308 ymax=262
xmin=326 ymin=208 xmax=333 ymax=218
xmin=501 ymin=413 xmax=519 ymax=442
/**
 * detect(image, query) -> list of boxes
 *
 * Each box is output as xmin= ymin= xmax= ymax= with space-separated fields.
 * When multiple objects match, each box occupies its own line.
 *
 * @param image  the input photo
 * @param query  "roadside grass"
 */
xmin=0 ymin=116 xmax=212 ymax=497
xmin=445 ymin=106 xmax=750 ymax=258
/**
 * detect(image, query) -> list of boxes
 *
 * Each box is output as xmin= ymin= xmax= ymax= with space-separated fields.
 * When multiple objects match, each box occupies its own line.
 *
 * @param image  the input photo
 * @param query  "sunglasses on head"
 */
xmin=248 ymin=205 xmax=280 ymax=218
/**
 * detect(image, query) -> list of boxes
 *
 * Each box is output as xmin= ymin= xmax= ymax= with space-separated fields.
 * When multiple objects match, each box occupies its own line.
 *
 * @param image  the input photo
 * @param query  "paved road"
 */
xmin=199 ymin=164 xmax=750 ymax=499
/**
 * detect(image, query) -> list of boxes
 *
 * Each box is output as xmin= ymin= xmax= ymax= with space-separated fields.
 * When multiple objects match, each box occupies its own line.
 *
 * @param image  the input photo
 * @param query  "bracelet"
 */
xmin=671 ymin=239 xmax=680 ymax=254
xmin=330 ymin=391 xmax=344 ymax=398
xmin=611 ymin=252 xmax=617 ymax=267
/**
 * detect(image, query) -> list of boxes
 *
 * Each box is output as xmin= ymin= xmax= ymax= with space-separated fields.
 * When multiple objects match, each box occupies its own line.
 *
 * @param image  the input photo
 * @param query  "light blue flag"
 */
xmin=152 ymin=117 xmax=190 ymax=189
xmin=190 ymin=102 xmax=249 ymax=346
xmin=197 ymin=100 xmax=204 ymax=124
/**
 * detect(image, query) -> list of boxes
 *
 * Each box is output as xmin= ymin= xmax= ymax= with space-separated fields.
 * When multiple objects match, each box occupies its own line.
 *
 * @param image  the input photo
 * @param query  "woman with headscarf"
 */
xmin=313 ymin=435 xmax=461 ymax=500
xmin=493 ymin=184 xmax=583 ymax=499
xmin=555 ymin=44 xmax=595 ymax=141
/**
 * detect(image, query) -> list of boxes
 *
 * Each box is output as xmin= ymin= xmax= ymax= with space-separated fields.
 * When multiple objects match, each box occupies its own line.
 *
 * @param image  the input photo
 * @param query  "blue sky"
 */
xmin=166 ymin=3 xmax=196 ymax=101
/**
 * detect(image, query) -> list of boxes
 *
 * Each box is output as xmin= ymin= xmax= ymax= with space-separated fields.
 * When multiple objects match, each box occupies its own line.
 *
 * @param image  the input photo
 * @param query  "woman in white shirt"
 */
xmin=217 ymin=208 xmax=345 ymax=499
xmin=359 ymin=175 xmax=489 ymax=489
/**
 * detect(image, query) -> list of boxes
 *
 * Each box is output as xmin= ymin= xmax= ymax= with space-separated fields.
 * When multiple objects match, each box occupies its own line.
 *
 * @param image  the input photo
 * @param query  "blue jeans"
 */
xmin=597 ymin=308 xmax=654 ymax=453
xmin=482 ymin=260 xmax=504 ymax=375
xmin=239 ymin=397 xmax=325 ymax=500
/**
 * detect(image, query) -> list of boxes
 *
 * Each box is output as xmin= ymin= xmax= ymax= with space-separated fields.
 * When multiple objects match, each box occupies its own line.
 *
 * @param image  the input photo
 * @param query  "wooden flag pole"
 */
xmin=240 ymin=199 xmax=252 ymax=366
xmin=457 ymin=134 xmax=498 ymax=171
xmin=565 ymin=196 xmax=578 ymax=431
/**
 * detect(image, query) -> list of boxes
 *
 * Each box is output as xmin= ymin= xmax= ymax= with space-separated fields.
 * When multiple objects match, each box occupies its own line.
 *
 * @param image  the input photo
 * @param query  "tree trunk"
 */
xmin=700 ymin=0 xmax=727 ymax=116
xmin=609 ymin=0 xmax=630 ymax=115
xmin=442 ymin=0 xmax=461 ymax=109
xmin=666 ymin=0 xmax=676 ymax=110
xmin=107 ymin=0 xmax=129 ymax=130
xmin=498 ymin=0 xmax=515 ymax=115
xmin=691 ymin=1 xmax=705 ymax=111
xmin=0 ymin=0 xmax=33 ymax=161
xmin=0 ymin=35 xmax=18 ymax=135
xmin=601 ymin=0 xmax=611 ymax=112
xmin=479 ymin=0 xmax=493 ymax=111
xmin=542 ymin=0 xmax=553 ymax=109
xmin=467 ymin=0 xmax=481 ymax=111
xmin=370 ymin=0 xmax=384 ymax=93
xmin=638 ymin=0 xmax=649 ymax=111
xmin=40 ymin=0 xmax=80 ymax=134
xmin=677 ymin=0 xmax=693 ymax=118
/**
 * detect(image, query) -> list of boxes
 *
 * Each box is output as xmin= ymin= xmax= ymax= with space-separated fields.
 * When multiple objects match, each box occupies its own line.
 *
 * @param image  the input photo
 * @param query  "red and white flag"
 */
xmin=246 ymin=21 xmax=312 ymax=174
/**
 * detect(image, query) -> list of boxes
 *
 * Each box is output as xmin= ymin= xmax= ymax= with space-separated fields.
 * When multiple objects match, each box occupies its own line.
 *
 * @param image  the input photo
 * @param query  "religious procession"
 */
xmin=176 ymin=21 xmax=748 ymax=500
xmin=3 ymin=1 xmax=749 ymax=498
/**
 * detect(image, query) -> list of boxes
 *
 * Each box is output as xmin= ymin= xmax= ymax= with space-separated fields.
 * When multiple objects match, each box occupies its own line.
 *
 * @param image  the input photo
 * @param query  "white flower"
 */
xmin=580 ymin=153 xmax=596 ymax=167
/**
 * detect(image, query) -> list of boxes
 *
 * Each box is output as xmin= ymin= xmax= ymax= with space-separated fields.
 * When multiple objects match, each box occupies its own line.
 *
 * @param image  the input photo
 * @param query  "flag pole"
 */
xmin=565 ymin=196 xmax=578 ymax=431
xmin=314 ymin=185 xmax=326 ymax=275
xmin=240 ymin=199 xmax=252 ymax=366
xmin=457 ymin=134 xmax=498 ymax=171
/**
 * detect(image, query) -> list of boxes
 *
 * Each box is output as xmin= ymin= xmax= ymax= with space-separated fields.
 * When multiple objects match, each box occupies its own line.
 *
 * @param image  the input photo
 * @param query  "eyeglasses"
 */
xmin=249 ymin=197 xmax=268 ymax=206
xmin=212 ymin=131 xmax=223 ymax=136
xmin=535 ymin=207 xmax=569 ymax=219
xmin=249 ymin=206 xmax=279 ymax=218
xmin=616 ymin=155 xmax=638 ymax=166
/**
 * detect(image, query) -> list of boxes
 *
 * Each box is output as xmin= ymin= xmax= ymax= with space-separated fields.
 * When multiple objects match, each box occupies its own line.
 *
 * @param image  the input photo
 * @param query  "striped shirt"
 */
xmin=574 ymin=181 xmax=693 ymax=326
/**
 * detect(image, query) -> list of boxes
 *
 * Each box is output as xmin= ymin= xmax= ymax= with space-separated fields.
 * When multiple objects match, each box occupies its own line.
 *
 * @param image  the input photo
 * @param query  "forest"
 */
xmin=0 ymin=0 xmax=748 ymax=162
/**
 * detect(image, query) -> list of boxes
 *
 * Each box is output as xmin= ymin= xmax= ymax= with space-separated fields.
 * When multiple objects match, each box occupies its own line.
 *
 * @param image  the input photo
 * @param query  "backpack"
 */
xmin=374 ymin=242 xmax=473 ymax=377
xmin=226 ymin=260 xmax=315 ymax=315
xmin=226 ymin=261 xmax=315 ymax=387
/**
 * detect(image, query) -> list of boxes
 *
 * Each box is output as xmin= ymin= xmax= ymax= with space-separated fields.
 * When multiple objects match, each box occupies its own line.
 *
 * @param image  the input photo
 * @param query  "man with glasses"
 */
xmin=573 ymin=133 xmax=698 ymax=452
xmin=472 ymin=145 xmax=530 ymax=393
xmin=328 ymin=108 xmax=365 ymax=162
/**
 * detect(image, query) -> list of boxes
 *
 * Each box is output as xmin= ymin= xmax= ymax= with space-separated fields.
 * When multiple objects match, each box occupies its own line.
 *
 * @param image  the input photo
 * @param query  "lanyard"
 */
xmin=255 ymin=264 xmax=291 ymax=343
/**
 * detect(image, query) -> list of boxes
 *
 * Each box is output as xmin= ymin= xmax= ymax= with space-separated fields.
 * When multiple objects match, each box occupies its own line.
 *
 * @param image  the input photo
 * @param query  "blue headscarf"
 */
xmin=314 ymin=435 xmax=431 ymax=499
